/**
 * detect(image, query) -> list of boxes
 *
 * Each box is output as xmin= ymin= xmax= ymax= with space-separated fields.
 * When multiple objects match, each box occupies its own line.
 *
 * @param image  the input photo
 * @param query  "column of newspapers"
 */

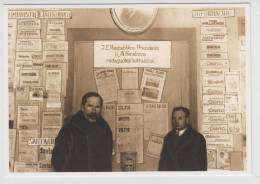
xmin=193 ymin=8 xmax=246 ymax=170
xmin=8 ymin=9 xmax=70 ymax=172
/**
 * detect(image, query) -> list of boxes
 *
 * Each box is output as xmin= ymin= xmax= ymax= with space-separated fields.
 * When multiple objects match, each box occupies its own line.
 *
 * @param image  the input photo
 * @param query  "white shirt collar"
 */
xmin=178 ymin=128 xmax=187 ymax=136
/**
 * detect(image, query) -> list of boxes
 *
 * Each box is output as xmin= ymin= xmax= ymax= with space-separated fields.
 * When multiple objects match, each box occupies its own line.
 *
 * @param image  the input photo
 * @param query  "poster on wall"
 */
xmin=143 ymin=103 xmax=168 ymax=140
xmin=140 ymin=68 xmax=166 ymax=102
xmin=116 ymin=115 xmax=143 ymax=163
xmin=94 ymin=68 xmax=119 ymax=103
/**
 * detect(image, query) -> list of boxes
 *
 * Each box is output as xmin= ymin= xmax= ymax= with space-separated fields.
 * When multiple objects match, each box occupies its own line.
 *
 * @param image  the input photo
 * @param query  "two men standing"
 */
xmin=52 ymin=92 xmax=207 ymax=171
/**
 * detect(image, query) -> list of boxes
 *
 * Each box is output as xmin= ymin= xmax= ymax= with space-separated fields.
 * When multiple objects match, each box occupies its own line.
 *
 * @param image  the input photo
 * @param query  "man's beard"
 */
xmin=86 ymin=112 xmax=100 ymax=122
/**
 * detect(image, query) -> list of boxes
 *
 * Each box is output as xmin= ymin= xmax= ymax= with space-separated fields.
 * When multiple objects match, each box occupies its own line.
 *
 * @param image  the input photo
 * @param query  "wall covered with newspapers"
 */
xmin=192 ymin=9 xmax=246 ymax=170
xmin=8 ymin=9 xmax=70 ymax=171
xmin=8 ymin=7 xmax=247 ymax=172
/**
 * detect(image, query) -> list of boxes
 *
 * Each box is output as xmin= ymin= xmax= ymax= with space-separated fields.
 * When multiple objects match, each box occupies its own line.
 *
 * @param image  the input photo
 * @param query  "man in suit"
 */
xmin=159 ymin=106 xmax=207 ymax=171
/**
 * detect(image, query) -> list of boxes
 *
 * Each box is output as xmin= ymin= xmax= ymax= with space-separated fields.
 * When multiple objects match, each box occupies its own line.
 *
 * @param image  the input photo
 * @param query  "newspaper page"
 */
xmin=116 ymin=115 xmax=143 ymax=163
xmin=117 ymin=89 xmax=141 ymax=104
xmin=19 ymin=69 xmax=42 ymax=86
xmin=18 ymin=130 xmax=38 ymax=162
xmin=17 ymin=103 xmax=39 ymax=130
xmin=207 ymin=149 xmax=217 ymax=169
xmin=225 ymin=71 xmax=240 ymax=94
xmin=201 ymin=68 xmax=227 ymax=87
xmin=140 ymin=68 xmax=166 ymax=102
xmin=217 ymin=147 xmax=233 ymax=170
xmin=225 ymin=94 xmax=240 ymax=113
xmin=16 ymin=86 xmax=29 ymax=101
xmin=44 ymin=62 xmax=68 ymax=96
xmin=121 ymin=68 xmax=139 ymax=89
xmin=94 ymin=68 xmax=119 ymax=103
xmin=144 ymin=103 xmax=168 ymax=140
xmin=227 ymin=113 xmax=242 ymax=134
xmin=29 ymin=86 xmax=44 ymax=101
xmin=14 ymin=162 xmax=38 ymax=172
xmin=17 ymin=19 xmax=41 ymax=30
xmin=102 ymin=104 xmax=116 ymax=140
xmin=146 ymin=133 xmax=164 ymax=159
xmin=45 ymin=69 xmax=62 ymax=94
xmin=47 ymin=20 xmax=65 ymax=35
xmin=204 ymin=134 xmax=234 ymax=148
xmin=41 ymin=111 xmax=62 ymax=138
xmin=16 ymin=39 xmax=42 ymax=52
xmin=117 ymin=104 xmax=143 ymax=115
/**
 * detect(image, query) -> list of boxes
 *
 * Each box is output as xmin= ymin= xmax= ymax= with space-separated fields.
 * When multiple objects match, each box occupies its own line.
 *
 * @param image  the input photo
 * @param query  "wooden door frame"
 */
xmin=66 ymin=28 xmax=198 ymax=129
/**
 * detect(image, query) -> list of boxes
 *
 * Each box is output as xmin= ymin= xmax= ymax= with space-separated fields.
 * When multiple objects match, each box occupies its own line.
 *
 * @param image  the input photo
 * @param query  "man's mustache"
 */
xmin=87 ymin=112 xmax=99 ymax=119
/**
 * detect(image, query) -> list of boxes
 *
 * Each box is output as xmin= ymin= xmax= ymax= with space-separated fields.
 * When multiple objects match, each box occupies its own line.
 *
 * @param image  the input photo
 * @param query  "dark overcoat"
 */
xmin=51 ymin=111 xmax=113 ymax=172
xmin=159 ymin=125 xmax=207 ymax=171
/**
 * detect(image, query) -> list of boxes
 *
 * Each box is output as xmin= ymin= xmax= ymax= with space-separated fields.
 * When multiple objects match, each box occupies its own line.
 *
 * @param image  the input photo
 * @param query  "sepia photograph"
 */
xmin=1 ymin=1 xmax=260 ymax=184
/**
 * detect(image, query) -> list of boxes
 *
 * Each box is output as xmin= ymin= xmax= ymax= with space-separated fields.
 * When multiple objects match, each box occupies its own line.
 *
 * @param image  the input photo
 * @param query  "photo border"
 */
xmin=0 ymin=0 xmax=259 ymax=184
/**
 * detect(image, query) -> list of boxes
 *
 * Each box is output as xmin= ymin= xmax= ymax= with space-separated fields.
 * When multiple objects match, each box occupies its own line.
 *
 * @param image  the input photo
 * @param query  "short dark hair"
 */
xmin=81 ymin=92 xmax=103 ymax=107
xmin=172 ymin=106 xmax=190 ymax=118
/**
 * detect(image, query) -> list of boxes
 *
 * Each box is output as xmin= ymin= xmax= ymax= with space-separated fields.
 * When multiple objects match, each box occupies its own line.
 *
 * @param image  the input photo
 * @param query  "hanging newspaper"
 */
xmin=202 ymin=124 xmax=228 ymax=134
xmin=16 ymin=86 xmax=29 ymax=101
xmin=204 ymin=134 xmax=233 ymax=148
xmin=117 ymin=104 xmax=143 ymax=115
xmin=217 ymin=147 xmax=233 ymax=170
xmin=94 ymin=68 xmax=119 ymax=103
xmin=102 ymin=104 xmax=116 ymax=140
xmin=38 ymin=145 xmax=54 ymax=161
xmin=45 ymin=70 xmax=62 ymax=93
xmin=47 ymin=20 xmax=65 ymax=35
xmin=200 ymin=18 xmax=226 ymax=27
xmin=29 ymin=86 xmax=45 ymax=101
xmin=225 ymin=71 xmax=240 ymax=94
xmin=16 ymin=39 xmax=42 ymax=52
xmin=202 ymin=114 xmax=227 ymax=124
xmin=144 ymin=103 xmax=168 ymax=140
xmin=140 ymin=68 xmax=166 ymax=102
xmin=18 ymin=130 xmax=38 ymax=162
xmin=14 ymin=162 xmax=38 ymax=172
xmin=38 ymin=160 xmax=53 ymax=172
xmin=17 ymin=29 xmax=41 ymax=39
xmin=116 ymin=115 xmax=143 ymax=163
xmin=207 ymin=149 xmax=217 ymax=169
xmin=121 ymin=68 xmax=139 ymax=89
xmin=43 ymin=41 xmax=68 ymax=51
xmin=202 ymin=86 xmax=225 ymax=95
xmin=19 ymin=69 xmax=42 ymax=87
xmin=18 ymin=19 xmax=41 ymax=30
xmin=200 ymin=59 xmax=229 ymax=68
xmin=146 ymin=133 xmax=164 ymax=159
xmin=225 ymin=94 xmax=240 ymax=113
xmin=201 ymin=34 xmax=227 ymax=42
xmin=43 ymin=51 xmax=68 ymax=62
xmin=17 ymin=103 xmax=39 ymax=130
xmin=44 ymin=62 xmax=68 ymax=96
xmin=227 ymin=113 xmax=242 ymax=134
xmin=41 ymin=111 xmax=62 ymax=138
xmin=117 ymin=90 xmax=141 ymax=104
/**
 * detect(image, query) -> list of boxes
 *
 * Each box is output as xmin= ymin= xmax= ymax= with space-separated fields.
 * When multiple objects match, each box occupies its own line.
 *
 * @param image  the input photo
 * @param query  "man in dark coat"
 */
xmin=159 ymin=106 xmax=207 ymax=171
xmin=51 ymin=92 xmax=113 ymax=172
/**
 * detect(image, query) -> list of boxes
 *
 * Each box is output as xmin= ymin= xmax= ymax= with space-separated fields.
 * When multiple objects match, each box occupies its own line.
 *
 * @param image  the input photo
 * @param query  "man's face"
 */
xmin=83 ymin=96 xmax=102 ymax=123
xmin=172 ymin=110 xmax=188 ymax=130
